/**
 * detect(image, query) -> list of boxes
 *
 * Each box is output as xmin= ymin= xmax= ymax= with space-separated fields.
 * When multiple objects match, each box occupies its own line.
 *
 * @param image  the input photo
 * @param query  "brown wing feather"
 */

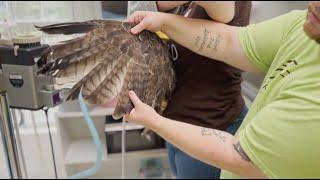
xmin=38 ymin=20 xmax=176 ymax=120
xmin=35 ymin=22 xmax=95 ymax=35
xmin=77 ymin=25 xmax=139 ymax=105
xmin=38 ymin=21 xmax=131 ymax=78
xmin=113 ymin=30 xmax=175 ymax=119
xmin=83 ymin=53 xmax=130 ymax=105
xmin=113 ymin=57 xmax=152 ymax=119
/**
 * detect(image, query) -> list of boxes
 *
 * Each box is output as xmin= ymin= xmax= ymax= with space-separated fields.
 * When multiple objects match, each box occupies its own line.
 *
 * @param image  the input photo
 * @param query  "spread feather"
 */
xmin=36 ymin=20 xmax=176 ymax=119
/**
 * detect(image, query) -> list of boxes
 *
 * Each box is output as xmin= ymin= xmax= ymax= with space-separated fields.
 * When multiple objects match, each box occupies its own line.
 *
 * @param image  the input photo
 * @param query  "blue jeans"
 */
xmin=166 ymin=106 xmax=248 ymax=179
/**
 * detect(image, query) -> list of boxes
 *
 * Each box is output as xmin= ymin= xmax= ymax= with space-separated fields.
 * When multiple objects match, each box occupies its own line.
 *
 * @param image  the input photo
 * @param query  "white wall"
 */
xmin=251 ymin=1 xmax=310 ymax=23
xmin=72 ymin=1 xmax=102 ymax=21
xmin=0 ymin=1 xmax=312 ymax=179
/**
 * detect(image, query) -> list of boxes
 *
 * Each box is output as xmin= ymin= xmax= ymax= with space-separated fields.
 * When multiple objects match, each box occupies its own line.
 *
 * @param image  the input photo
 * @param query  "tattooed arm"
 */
xmin=124 ymin=91 xmax=266 ymax=178
xmin=128 ymin=11 xmax=261 ymax=74
xmin=154 ymin=123 xmax=266 ymax=178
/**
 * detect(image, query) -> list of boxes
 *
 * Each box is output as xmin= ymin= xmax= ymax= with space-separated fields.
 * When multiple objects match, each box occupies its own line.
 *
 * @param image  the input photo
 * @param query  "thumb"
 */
xmin=129 ymin=91 xmax=142 ymax=107
xmin=125 ymin=15 xmax=135 ymax=23
xmin=124 ymin=108 xmax=136 ymax=121
xmin=130 ymin=20 xmax=148 ymax=34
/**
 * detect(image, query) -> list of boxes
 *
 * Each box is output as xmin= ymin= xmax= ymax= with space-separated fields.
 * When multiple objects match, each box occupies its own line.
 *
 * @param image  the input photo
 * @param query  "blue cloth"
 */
xmin=166 ymin=106 xmax=248 ymax=179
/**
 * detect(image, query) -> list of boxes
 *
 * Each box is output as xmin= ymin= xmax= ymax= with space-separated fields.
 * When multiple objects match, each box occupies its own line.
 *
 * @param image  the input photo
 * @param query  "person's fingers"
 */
xmin=126 ymin=15 xmax=134 ymax=23
xmin=124 ymin=108 xmax=136 ymax=121
xmin=130 ymin=20 xmax=148 ymax=34
xmin=129 ymin=91 xmax=142 ymax=107
xmin=127 ymin=11 xmax=138 ymax=23
xmin=126 ymin=11 xmax=145 ymax=23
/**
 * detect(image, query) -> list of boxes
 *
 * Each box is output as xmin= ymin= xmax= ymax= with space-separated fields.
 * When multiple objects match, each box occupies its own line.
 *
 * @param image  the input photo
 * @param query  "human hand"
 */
xmin=124 ymin=91 xmax=160 ymax=128
xmin=126 ymin=11 xmax=168 ymax=34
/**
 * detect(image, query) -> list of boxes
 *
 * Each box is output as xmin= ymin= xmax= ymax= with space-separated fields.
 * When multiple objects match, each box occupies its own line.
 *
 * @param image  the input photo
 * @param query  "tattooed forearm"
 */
xmin=201 ymin=128 xmax=226 ymax=142
xmin=206 ymin=37 xmax=215 ymax=49
xmin=194 ymin=28 xmax=222 ymax=52
xmin=200 ymin=28 xmax=210 ymax=51
xmin=213 ymin=34 xmax=221 ymax=51
xmin=195 ymin=36 xmax=201 ymax=46
xmin=233 ymin=142 xmax=251 ymax=162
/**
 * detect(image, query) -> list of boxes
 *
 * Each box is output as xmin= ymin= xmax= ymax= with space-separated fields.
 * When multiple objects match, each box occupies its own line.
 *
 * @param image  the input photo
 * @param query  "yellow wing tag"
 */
xmin=156 ymin=31 xmax=169 ymax=40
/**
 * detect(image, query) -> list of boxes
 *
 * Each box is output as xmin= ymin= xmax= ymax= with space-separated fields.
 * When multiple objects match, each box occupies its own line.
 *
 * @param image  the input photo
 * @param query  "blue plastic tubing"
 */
xmin=68 ymin=87 xmax=103 ymax=179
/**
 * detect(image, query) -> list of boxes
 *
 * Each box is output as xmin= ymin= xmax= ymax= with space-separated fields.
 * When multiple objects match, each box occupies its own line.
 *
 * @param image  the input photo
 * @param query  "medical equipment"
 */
xmin=10 ymin=109 xmax=28 ymax=178
xmin=0 ymin=37 xmax=109 ymax=179
xmin=0 ymin=39 xmax=60 ymax=110
xmin=43 ymin=108 xmax=58 ymax=179
xmin=0 ymin=37 xmax=62 ymax=178
xmin=29 ymin=110 xmax=49 ymax=178
xmin=67 ymin=88 xmax=103 ymax=179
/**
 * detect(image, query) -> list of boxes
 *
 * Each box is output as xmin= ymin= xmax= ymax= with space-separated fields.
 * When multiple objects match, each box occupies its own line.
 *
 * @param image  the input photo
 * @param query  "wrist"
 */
xmin=147 ymin=113 xmax=163 ymax=131
xmin=159 ymin=13 xmax=173 ymax=34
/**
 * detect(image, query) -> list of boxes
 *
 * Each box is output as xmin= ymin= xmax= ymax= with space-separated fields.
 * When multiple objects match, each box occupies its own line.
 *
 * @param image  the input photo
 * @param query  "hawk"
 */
xmin=36 ymin=20 xmax=176 ymax=120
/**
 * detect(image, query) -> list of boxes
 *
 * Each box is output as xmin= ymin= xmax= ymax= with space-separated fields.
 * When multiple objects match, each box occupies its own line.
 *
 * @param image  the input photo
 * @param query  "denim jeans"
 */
xmin=166 ymin=106 xmax=248 ymax=179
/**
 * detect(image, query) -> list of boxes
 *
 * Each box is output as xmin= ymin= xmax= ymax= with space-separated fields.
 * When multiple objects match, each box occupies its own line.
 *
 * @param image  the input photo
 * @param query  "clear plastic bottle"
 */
xmin=1 ymin=19 xmax=19 ymax=40
xmin=1 ymin=19 xmax=12 ymax=40
xmin=0 ymin=19 xmax=15 ymax=45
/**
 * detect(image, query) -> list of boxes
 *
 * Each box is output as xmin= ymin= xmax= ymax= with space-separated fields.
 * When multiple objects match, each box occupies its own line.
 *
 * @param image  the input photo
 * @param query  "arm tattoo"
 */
xmin=194 ymin=28 xmax=222 ymax=52
xmin=201 ymin=128 xmax=226 ymax=142
xmin=195 ymin=36 xmax=201 ymax=46
xmin=213 ymin=34 xmax=221 ymax=51
xmin=233 ymin=142 xmax=251 ymax=162
xmin=199 ymin=28 xmax=210 ymax=51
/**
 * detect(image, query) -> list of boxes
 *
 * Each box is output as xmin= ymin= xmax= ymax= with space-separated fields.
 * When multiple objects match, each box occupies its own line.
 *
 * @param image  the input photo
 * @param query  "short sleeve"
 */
xmin=238 ymin=87 xmax=320 ymax=178
xmin=238 ymin=11 xmax=301 ymax=73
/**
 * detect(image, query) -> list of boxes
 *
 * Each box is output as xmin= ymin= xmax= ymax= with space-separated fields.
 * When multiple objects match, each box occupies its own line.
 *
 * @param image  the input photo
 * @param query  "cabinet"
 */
xmin=54 ymin=101 xmax=170 ymax=178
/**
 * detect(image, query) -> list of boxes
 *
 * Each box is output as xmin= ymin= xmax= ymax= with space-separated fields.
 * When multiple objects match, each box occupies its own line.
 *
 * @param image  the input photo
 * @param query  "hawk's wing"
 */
xmin=37 ymin=20 xmax=176 ymax=119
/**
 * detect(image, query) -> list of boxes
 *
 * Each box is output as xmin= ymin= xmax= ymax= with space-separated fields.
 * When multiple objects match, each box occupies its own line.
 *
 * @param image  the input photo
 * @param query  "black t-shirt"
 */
xmin=163 ymin=1 xmax=252 ymax=130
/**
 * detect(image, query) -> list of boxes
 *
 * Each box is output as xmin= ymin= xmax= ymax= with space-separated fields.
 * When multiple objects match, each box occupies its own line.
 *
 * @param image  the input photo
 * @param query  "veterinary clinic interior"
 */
xmin=1 ymin=1 xmax=319 ymax=179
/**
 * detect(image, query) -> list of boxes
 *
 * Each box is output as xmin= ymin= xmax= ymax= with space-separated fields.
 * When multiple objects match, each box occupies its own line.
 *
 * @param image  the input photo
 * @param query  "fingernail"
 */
xmin=131 ymin=28 xmax=138 ymax=34
xmin=129 ymin=91 xmax=134 ymax=95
